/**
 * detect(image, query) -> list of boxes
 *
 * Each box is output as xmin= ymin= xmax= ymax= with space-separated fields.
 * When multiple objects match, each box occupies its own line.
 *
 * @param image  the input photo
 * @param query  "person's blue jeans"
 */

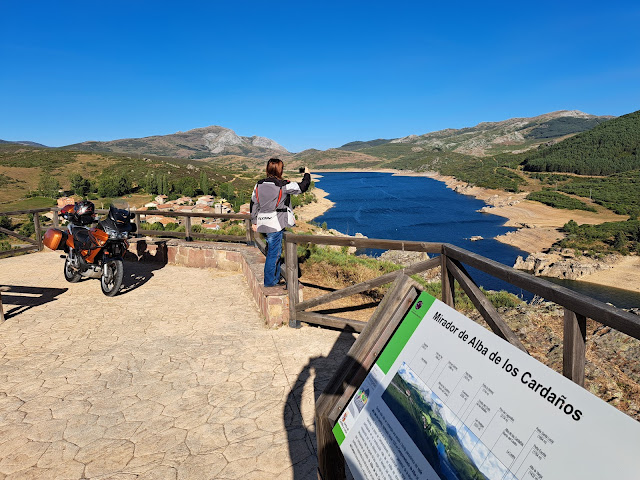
xmin=264 ymin=230 xmax=284 ymax=287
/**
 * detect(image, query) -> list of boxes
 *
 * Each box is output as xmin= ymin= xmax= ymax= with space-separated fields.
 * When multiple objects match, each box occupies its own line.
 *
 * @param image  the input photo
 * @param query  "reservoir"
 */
xmin=313 ymin=172 xmax=640 ymax=308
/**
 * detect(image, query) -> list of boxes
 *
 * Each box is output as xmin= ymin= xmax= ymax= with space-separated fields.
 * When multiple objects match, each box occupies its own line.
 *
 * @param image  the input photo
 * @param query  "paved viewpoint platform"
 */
xmin=0 ymin=251 xmax=356 ymax=479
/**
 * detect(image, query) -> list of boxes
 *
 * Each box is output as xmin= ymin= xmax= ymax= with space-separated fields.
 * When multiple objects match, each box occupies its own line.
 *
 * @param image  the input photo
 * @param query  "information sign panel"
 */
xmin=333 ymin=292 xmax=640 ymax=479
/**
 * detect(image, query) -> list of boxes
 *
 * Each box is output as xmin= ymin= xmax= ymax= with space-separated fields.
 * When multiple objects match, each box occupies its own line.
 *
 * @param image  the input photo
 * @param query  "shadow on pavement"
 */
xmin=119 ymin=261 xmax=168 ymax=295
xmin=0 ymin=285 xmax=68 ymax=320
xmin=119 ymin=240 xmax=169 ymax=295
xmin=285 ymin=327 xmax=357 ymax=479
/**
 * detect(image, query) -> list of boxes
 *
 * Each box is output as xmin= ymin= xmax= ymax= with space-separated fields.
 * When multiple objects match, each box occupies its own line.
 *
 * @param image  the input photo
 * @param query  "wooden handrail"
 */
xmin=283 ymin=231 xmax=640 ymax=403
xmin=442 ymin=243 xmax=640 ymax=340
xmin=0 ymin=207 xmax=254 ymax=253
xmin=283 ymin=234 xmax=640 ymax=343
xmin=284 ymin=233 xmax=442 ymax=253
xmin=0 ymin=207 xmax=54 ymax=216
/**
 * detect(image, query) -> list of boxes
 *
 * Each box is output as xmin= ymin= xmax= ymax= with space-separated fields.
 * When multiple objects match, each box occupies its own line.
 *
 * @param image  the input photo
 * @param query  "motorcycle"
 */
xmin=43 ymin=200 xmax=136 ymax=296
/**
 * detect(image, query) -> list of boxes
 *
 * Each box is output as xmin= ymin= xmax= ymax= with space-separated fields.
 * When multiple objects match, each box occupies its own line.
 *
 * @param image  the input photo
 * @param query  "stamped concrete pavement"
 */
xmin=0 ymin=250 xmax=356 ymax=479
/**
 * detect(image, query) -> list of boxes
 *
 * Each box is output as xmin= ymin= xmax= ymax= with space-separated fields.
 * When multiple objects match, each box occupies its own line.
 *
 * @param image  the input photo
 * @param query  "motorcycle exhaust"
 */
xmin=80 ymin=266 xmax=102 ymax=279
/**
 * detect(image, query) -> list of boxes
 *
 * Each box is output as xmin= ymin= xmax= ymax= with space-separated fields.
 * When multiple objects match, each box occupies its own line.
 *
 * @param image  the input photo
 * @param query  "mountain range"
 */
xmin=0 ymin=110 xmax=615 ymax=167
xmin=0 ymin=139 xmax=48 ymax=148
xmin=62 ymin=126 xmax=288 ymax=160
xmin=338 ymin=110 xmax=611 ymax=156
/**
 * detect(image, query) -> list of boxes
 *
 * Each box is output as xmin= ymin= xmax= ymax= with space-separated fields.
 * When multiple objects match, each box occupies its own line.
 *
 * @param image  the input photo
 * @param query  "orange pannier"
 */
xmin=43 ymin=228 xmax=68 ymax=251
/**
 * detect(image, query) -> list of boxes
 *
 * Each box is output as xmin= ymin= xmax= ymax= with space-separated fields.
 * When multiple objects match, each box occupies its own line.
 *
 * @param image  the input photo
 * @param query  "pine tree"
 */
xmin=162 ymin=175 xmax=169 ymax=196
xmin=199 ymin=171 xmax=209 ymax=195
xmin=145 ymin=173 xmax=157 ymax=194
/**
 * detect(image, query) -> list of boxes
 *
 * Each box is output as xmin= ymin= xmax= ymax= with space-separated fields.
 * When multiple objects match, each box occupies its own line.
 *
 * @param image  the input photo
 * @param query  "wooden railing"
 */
xmin=0 ymin=207 xmax=258 ymax=258
xmin=0 ymin=208 xmax=51 ymax=258
xmin=283 ymin=233 xmax=640 ymax=387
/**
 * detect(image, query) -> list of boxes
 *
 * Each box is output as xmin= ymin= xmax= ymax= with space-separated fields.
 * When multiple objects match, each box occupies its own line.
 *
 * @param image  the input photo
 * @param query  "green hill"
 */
xmin=337 ymin=139 xmax=391 ymax=151
xmin=333 ymin=111 xmax=609 ymax=158
xmin=0 ymin=144 xmax=257 ymax=209
xmin=521 ymin=110 xmax=640 ymax=175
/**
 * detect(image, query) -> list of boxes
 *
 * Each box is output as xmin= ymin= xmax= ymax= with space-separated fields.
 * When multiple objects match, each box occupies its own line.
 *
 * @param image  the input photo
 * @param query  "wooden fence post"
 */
xmin=244 ymin=218 xmax=253 ymax=245
xmin=52 ymin=209 xmax=59 ymax=228
xmin=134 ymin=212 xmax=141 ymax=238
xmin=285 ymin=235 xmax=300 ymax=328
xmin=33 ymin=213 xmax=42 ymax=250
xmin=184 ymin=216 xmax=192 ymax=242
xmin=563 ymin=308 xmax=587 ymax=386
xmin=441 ymin=253 xmax=455 ymax=307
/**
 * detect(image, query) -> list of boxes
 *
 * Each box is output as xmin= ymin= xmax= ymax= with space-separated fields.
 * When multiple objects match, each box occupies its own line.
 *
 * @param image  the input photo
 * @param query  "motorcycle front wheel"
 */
xmin=101 ymin=259 xmax=123 ymax=297
xmin=63 ymin=256 xmax=82 ymax=283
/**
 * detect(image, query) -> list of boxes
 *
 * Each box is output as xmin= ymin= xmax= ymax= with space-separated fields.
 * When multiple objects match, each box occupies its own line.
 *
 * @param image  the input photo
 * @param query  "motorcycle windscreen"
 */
xmin=108 ymin=200 xmax=131 ymax=226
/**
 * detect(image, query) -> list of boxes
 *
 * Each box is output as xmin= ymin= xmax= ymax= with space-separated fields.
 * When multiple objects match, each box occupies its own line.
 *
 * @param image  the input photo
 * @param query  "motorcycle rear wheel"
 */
xmin=101 ymin=259 xmax=123 ymax=297
xmin=63 ymin=257 xmax=82 ymax=283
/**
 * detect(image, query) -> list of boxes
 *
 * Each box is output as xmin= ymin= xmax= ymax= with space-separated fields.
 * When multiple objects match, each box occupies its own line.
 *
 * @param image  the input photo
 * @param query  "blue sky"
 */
xmin=2 ymin=1 xmax=639 ymax=152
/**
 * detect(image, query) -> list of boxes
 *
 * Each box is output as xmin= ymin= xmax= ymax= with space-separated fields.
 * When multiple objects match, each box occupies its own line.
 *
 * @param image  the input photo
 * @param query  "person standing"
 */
xmin=250 ymin=158 xmax=311 ymax=287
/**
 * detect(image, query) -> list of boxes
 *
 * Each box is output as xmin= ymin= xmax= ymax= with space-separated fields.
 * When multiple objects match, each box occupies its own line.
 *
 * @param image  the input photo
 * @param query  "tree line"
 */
xmin=520 ymin=110 xmax=640 ymax=175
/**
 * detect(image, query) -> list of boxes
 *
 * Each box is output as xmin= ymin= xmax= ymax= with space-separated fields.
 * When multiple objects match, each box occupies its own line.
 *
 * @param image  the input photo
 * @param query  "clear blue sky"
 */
xmin=2 ymin=1 xmax=639 ymax=152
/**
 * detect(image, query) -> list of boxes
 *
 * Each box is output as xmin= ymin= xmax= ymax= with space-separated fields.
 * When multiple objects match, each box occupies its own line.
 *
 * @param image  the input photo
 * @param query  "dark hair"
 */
xmin=266 ymin=158 xmax=284 ymax=179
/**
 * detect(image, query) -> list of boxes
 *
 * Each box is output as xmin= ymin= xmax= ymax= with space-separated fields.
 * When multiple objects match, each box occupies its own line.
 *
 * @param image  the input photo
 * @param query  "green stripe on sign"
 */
xmin=333 ymin=422 xmax=346 ymax=446
xmin=376 ymin=292 xmax=435 ymax=374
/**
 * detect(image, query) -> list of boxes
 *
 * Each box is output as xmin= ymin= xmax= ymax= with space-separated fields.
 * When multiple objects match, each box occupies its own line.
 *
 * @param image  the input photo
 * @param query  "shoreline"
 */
xmin=293 ymin=174 xmax=335 ymax=225
xmin=300 ymin=169 xmax=640 ymax=295
xmin=307 ymin=169 xmax=626 ymax=253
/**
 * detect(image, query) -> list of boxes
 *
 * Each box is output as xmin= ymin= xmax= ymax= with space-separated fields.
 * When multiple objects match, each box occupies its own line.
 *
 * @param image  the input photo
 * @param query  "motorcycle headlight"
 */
xmin=104 ymin=225 xmax=130 ymax=240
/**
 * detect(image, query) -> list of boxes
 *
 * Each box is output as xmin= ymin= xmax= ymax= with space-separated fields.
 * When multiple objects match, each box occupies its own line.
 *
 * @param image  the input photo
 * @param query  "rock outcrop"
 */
xmin=203 ymin=129 xmax=243 ymax=153
xmin=514 ymin=249 xmax=618 ymax=280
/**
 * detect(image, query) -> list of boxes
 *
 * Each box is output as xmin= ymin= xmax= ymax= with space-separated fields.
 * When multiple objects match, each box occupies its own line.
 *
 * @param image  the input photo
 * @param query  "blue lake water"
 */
xmin=313 ymin=172 xmax=640 ymax=308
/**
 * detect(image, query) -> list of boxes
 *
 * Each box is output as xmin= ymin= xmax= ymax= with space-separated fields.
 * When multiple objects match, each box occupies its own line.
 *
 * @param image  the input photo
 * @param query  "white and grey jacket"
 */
xmin=250 ymin=174 xmax=311 ymax=233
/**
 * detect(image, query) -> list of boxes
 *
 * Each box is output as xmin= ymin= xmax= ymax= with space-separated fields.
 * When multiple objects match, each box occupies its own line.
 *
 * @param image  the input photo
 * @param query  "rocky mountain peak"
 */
xmin=202 ymin=128 xmax=243 ymax=154
xmin=63 ymin=125 xmax=289 ymax=159
xmin=250 ymin=136 xmax=288 ymax=153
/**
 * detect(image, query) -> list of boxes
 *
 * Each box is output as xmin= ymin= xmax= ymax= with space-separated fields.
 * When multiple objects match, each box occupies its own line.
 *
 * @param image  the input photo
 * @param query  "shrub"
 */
xmin=526 ymin=190 xmax=596 ymax=212
xmin=19 ymin=222 xmax=35 ymax=238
